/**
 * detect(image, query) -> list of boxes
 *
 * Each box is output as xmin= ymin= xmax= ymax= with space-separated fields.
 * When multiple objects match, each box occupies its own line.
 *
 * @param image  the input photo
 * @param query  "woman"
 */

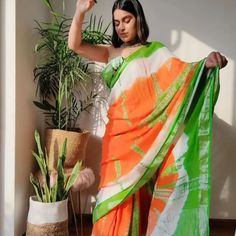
xmin=68 ymin=0 xmax=228 ymax=235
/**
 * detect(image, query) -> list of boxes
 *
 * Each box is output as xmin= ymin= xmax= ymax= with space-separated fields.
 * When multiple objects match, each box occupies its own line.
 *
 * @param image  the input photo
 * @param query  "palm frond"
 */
xmin=33 ymin=9 xmax=111 ymax=130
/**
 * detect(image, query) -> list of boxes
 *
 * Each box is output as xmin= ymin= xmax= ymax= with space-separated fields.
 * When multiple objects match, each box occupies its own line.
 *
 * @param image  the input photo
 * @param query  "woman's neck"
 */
xmin=121 ymin=41 xmax=141 ymax=48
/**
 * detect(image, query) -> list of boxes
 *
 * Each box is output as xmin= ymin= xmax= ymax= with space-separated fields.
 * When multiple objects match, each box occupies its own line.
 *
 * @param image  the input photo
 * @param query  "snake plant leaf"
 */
xmin=44 ymin=181 xmax=51 ymax=202
xmin=33 ymin=131 xmax=51 ymax=194
xmin=30 ymin=173 xmax=43 ymax=202
xmin=32 ymin=151 xmax=46 ymax=177
xmin=56 ymin=138 xmax=67 ymax=200
xmin=31 ymin=131 xmax=82 ymax=202
xmin=56 ymin=156 xmax=65 ymax=200
xmin=34 ymin=130 xmax=44 ymax=158
xmin=51 ymin=181 xmax=58 ymax=202
xmin=64 ymin=161 xmax=82 ymax=197
xmin=60 ymin=138 xmax=67 ymax=165
xmin=45 ymin=147 xmax=49 ymax=167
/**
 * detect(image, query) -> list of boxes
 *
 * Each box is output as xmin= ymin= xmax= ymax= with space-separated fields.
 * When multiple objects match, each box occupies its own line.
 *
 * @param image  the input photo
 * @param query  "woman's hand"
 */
xmin=205 ymin=51 xmax=228 ymax=69
xmin=76 ymin=0 xmax=96 ymax=15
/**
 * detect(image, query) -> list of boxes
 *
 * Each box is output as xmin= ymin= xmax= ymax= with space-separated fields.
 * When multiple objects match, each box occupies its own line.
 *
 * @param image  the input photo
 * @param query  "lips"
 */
xmin=120 ymin=33 xmax=128 ymax=37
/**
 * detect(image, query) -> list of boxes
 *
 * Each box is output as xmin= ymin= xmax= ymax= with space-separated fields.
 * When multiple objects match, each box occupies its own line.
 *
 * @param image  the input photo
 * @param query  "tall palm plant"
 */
xmin=33 ymin=0 xmax=111 ymax=130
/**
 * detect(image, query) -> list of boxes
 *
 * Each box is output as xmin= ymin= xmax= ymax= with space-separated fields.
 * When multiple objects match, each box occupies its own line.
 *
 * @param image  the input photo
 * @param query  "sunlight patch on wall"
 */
xmin=219 ymin=176 xmax=230 ymax=201
xmin=171 ymin=29 xmax=235 ymax=126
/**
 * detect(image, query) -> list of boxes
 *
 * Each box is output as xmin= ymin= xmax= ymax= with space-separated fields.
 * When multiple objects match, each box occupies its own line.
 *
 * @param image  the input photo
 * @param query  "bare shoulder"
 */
xmin=107 ymin=45 xmax=123 ymax=62
xmin=74 ymin=43 xmax=113 ymax=63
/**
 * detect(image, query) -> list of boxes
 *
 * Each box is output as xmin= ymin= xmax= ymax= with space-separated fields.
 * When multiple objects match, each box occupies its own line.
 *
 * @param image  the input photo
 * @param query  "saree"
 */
xmin=92 ymin=42 xmax=220 ymax=236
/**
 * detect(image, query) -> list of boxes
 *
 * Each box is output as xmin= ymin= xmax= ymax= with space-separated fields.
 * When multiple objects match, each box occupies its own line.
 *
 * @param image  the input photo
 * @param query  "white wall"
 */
xmin=0 ymin=0 xmax=4 ymax=233
xmin=15 ymin=1 xmax=49 ymax=234
xmin=0 ymin=0 xmax=16 ymax=235
xmin=66 ymin=0 xmax=236 ymax=219
xmin=0 ymin=0 xmax=48 ymax=235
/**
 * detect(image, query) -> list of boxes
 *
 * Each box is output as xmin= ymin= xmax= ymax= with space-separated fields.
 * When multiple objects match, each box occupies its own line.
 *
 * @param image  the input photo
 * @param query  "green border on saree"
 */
xmin=107 ymin=41 xmax=165 ymax=89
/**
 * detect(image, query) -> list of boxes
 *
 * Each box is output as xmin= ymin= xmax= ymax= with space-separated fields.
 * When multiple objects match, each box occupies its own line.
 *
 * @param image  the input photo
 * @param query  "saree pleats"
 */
xmin=92 ymin=42 xmax=220 ymax=236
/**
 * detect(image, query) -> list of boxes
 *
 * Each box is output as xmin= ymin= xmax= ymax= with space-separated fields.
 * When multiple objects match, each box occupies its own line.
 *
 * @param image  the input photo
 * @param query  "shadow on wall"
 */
xmin=144 ymin=0 xmax=236 ymax=123
xmin=211 ymin=115 xmax=236 ymax=218
xmin=76 ymin=67 xmax=109 ymax=212
xmin=85 ymin=134 xmax=103 ymax=196
xmin=145 ymin=0 xmax=236 ymax=56
xmin=78 ymin=65 xmax=109 ymax=136
xmin=78 ymin=134 xmax=103 ymax=214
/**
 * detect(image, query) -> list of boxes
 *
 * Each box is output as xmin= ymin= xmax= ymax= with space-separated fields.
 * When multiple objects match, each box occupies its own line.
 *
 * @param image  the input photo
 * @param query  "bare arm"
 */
xmin=68 ymin=0 xmax=110 ymax=63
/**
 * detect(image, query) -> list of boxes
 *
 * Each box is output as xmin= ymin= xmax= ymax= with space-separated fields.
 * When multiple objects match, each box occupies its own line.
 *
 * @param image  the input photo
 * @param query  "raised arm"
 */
xmin=68 ymin=0 xmax=111 ymax=63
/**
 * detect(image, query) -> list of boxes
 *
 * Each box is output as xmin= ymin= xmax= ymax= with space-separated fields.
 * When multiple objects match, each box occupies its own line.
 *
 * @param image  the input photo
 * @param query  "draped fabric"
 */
xmin=92 ymin=42 xmax=220 ymax=236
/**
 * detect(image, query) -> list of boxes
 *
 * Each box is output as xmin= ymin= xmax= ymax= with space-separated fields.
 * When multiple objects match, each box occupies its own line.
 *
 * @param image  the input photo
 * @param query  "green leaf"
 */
xmin=33 ymin=100 xmax=55 ymax=111
xmin=56 ymin=160 xmax=65 ymax=200
xmin=42 ymin=0 xmax=53 ymax=11
xmin=33 ymin=11 xmax=111 ymax=130
xmin=30 ymin=174 xmax=43 ymax=202
xmin=34 ymin=130 xmax=44 ymax=158
xmin=35 ymin=42 xmax=47 ymax=52
xmin=103 ymin=22 xmax=112 ymax=34
xmin=51 ymin=181 xmax=58 ymax=202
xmin=33 ymin=131 xmax=51 ymax=193
xmin=64 ymin=161 xmax=82 ymax=197
xmin=44 ymin=181 xmax=51 ymax=202
xmin=60 ymin=138 xmax=67 ymax=166
xmin=56 ymin=138 xmax=67 ymax=200
xmin=45 ymin=147 xmax=49 ymax=167
xmin=32 ymin=151 xmax=46 ymax=177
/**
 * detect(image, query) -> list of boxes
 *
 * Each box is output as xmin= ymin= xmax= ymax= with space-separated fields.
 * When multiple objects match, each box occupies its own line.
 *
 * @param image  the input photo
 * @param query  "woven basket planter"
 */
xmin=45 ymin=129 xmax=90 ymax=171
xmin=26 ymin=196 xmax=68 ymax=236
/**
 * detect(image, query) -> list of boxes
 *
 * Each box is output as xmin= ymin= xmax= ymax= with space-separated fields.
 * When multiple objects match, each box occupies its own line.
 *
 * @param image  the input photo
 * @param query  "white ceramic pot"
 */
xmin=26 ymin=196 xmax=69 ymax=236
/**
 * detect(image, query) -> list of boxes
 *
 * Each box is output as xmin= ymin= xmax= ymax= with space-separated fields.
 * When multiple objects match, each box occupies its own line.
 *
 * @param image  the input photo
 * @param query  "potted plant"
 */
xmin=33 ymin=0 xmax=111 ymax=172
xmin=26 ymin=130 xmax=81 ymax=236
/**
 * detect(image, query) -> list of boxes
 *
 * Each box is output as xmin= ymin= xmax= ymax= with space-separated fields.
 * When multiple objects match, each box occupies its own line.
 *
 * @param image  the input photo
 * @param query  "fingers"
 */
xmin=215 ymin=52 xmax=223 ymax=68
xmin=215 ymin=51 xmax=228 ymax=68
xmin=221 ymin=54 xmax=228 ymax=68
xmin=205 ymin=52 xmax=216 ymax=68
xmin=89 ymin=0 xmax=96 ymax=5
xmin=76 ymin=0 xmax=96 ymax=13
xmin=89 ymin=0 xmax=96 ymax=9
xmin=206 ymin=51 xmax=228 ymax=69
xmin=71 ymin=168 xmax=95 ymax=192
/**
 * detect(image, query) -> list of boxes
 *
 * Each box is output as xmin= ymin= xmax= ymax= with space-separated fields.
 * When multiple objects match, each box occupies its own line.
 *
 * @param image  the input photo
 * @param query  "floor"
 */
xmin=69 ymin=216 xmax=236 ymax=236
xmin=209 ymin=219 xmax=236 ymax=236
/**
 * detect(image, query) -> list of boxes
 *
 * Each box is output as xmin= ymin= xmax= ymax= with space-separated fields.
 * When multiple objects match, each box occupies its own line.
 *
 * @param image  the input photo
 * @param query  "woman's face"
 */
xmin=113 ymin=9 xmax=138 ymax=44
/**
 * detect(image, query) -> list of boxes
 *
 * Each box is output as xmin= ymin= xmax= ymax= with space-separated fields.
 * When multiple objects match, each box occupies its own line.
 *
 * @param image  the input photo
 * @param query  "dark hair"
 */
xmin=111 ymin=0 xmax=149 ymax=48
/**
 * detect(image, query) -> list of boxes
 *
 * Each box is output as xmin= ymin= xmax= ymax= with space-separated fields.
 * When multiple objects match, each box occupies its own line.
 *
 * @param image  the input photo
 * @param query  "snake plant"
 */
xmin=30 ymin=130 xmax=81 ymax=202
